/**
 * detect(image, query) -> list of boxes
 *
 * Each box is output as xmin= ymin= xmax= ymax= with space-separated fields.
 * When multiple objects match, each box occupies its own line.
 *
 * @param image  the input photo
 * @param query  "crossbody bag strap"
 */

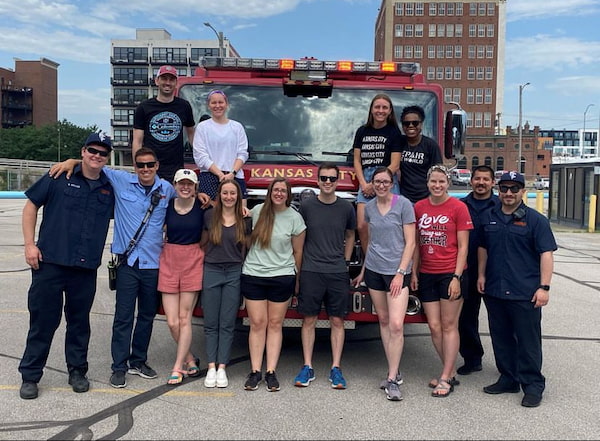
xmin=121 ymin=188 xmax=162 ymax=260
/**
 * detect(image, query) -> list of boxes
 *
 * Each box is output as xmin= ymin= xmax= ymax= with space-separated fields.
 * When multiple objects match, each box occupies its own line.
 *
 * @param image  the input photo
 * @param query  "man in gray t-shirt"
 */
xmin=294 ymin=163 xmax=356 ymax=390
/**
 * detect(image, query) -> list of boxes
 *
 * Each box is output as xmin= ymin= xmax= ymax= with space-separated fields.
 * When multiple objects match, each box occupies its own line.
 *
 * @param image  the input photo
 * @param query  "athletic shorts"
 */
xmin=241 ymin=274 xmax=295 ymax=303
xmin=364 ymin=267 xmax=410 ymax=292
xmin=297 ymin=270 xmax=349 ymax=317
xmin=417 ymin=272 xmax=468 ymax=302
xmin=158 ymin=242 xmax=204 ymax=293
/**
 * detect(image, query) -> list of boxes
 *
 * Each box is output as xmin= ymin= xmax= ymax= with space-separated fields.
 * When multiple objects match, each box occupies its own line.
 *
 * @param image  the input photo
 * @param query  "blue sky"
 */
xmin=1 ymin=0 xmax=599 ymax=134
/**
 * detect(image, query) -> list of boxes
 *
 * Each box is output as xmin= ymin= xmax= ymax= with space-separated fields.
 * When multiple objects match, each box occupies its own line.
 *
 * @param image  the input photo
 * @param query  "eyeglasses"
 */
xmin=319 ymin=176 xmax=338 ymax=183
xmin=135 ymin=161 xmax=157 ymax=169
xmin=499 ymin=184 xmax=522 ymax=194
xmin=402 ymin=120 xmax=421 ymax=127
xmin=86 ymin=147 xmax=109 ymax=157
xmin=272 ymin=188 xmax=287 ymax=194
xmin=373 ymin=180 xmax=392 ymax=186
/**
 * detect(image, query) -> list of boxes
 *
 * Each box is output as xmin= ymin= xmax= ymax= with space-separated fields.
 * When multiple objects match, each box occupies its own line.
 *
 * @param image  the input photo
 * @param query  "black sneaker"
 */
xmin=265 ymin=371 xmax=280 ymax=392
xmin=110 ymin=371 xmax=127 ymax=388
xmin=127 ymin=363 xmax=157 ymax=379
xmin=19 ymin=381 xmax=38 ymax=400
xmin=244 ymin=371 xmax=262 ymax=391
xmin=68 ymin=369 xmax=90 ymax=393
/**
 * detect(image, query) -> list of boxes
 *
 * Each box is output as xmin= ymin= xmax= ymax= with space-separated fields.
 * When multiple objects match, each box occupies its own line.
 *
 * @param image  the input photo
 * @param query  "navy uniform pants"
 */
xmin=484 ymin=294 xmax=545 ymax=397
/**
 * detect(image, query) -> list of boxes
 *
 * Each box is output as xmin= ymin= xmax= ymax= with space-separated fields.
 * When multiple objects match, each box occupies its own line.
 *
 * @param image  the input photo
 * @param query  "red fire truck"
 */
xmin=178 ymin=56 xmax=466 ymax=328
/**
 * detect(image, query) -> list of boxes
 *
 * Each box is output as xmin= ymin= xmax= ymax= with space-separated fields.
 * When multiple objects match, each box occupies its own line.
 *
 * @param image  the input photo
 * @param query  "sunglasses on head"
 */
xmin=319 ymin=175 xmax=338 ymax=183
xmin=86 ymin=146 xmax=109 ymax=157
xmin=499 ymin=184 xmax=522 ymax=194
xmin=135 ymin=161 xmax=157 ymax=169
xmin=402 ymin=120 xmax=421 ymax=127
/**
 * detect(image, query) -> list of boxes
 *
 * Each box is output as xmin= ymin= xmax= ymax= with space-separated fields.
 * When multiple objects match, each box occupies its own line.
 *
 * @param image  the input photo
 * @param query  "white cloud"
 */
xmin=507 ymin=0 xmax=600 ymax=21
xmin=59 ymin=88 xmax=111 ymax=129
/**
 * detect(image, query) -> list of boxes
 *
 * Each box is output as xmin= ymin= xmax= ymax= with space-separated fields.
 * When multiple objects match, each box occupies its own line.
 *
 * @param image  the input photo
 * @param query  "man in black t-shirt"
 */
xmin=133 ymin=65 xmax=195 ymax=183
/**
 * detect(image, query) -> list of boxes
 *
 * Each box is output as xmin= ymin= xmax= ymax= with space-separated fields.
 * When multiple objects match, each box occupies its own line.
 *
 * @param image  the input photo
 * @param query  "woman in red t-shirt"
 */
xmin=411 ymin=164 xmax=473 ymax=398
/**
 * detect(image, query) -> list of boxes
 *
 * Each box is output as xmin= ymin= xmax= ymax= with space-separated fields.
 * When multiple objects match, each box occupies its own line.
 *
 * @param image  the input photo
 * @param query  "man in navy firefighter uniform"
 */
xmin=477 ymin=171 xmax=557 ymax=408
xmin=19 ymin=132 xmax=115 ymax=400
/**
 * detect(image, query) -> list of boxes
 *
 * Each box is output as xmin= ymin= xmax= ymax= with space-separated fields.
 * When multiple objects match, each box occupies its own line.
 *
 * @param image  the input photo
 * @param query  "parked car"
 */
xmin=495 ymin=170 xmax=508 ymax=184
xmin=534 ymin=177 xmax=550 ymax=190
xmin=451 ymin=169 xmax=471 ymax=186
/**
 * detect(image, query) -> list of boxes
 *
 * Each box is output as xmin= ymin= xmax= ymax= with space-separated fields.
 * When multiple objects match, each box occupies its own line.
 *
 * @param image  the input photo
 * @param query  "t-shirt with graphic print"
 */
xmin=353 ymin=124 xmax=404 ymax=170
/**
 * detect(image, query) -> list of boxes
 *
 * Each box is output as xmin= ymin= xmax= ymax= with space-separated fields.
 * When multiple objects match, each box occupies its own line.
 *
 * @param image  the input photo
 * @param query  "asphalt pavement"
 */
xmin=0 ymin=198 xmax=599 ymax=440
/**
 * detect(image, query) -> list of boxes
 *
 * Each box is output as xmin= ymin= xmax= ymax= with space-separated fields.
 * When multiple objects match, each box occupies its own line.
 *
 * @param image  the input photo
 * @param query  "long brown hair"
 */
xmin=366 ymin=93 xmax=400 ymax=130
xmin=251 ymin=178 xmax=292 ymax=248
xmin=208 ymin=179 xmax=246 ymax=245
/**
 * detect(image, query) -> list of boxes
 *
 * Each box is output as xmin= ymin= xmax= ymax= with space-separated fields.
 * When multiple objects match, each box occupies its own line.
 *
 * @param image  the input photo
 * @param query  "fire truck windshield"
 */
xmin=179 ymin=85 xmax=439 ymax=165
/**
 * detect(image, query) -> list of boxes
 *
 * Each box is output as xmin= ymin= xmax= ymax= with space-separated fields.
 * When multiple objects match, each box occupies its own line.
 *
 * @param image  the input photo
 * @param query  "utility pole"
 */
xmin=518 ymin=82 xmax=530 ymax=174
xmin=204 ymin=22 xmax=224 ymax=57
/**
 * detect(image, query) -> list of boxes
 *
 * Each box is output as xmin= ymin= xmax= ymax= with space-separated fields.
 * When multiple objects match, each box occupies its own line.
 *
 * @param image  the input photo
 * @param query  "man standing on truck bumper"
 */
xmin=294 ymin=163 xmax=356 ymax=389
xmin=132 ymin=65 xmax=196 ymax=184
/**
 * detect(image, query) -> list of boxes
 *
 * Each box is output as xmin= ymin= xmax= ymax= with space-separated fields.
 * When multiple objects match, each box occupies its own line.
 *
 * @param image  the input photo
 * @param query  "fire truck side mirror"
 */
xmin=444 ymin=108 xmax=467 ymax=159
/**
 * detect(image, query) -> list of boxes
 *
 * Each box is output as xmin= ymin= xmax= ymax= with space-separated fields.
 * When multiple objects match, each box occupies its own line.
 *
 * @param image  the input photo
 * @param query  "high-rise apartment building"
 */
xmin=0 ymin=58 xmax=59 ymax=129
xmin=110 ymin=28 xmax=238 ymax=165
xmin=375 ymin=1 xmax=506 ymax=136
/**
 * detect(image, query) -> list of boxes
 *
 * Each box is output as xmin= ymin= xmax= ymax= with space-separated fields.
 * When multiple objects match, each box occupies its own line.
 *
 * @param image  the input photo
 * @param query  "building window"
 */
xmin=113 ymin=129 xmax=130 ymax=143
xmin=456 ymin=24 xmax=463 ymax=37
xmin=414 ymin=45 xmax=423 ymax=58
xmin=114 ymin=109 xmax=135 ymax=125
xmin=479 ymin=3 xmax=486 ymax=15
xmin=427 ymin=66 xmax=435 ymax=80
xmin=446 ymin=24 xmax=454 ymax=37
xmin=472 ymin=142 xmax=480 ymax=148
xmin=447 ymin=2 xmax=454 ymax=15
xmin=485 ymin=142 xmax=493 ymax=148
xmin=405 ymin=2 xmax=414 ymax=15
xmin=470 ymin=3 xmax=477 ymax=16
xmin=476 ymin=88 xmax=484 ymax=104
xmin=487 ymin=2 xmax=495 ymax=15
xmin=484 ymin=156 xmax=492 ymax=166
xmin=438 ymin=2 xmax=446 ymax=15
xmin=405 ymin=24 xmax=414 ymax=37
xmin=428 ymin=46 xmax=436 ymax=58
xmin=436 ymin=67 xmax=444 ymax=80
xmin=477 ymin=46 xmax=485 ymax=58
xmin=478 ymin=24 xmax=486 ymax=37
xmin=405 ymin=46 xmax=414 ymax=58
xmin=485 ymin=88 xmax=492 ymax=104
xmin=456 ymin=3 xmax=463 ymax=15
xmin=454 ymin=67 xmax=461 ymax=80
xmin=445 ymin=88 xmax=453 ymax=103
xmin=497 ymin=157 xmax=504 ymax=170
xmin=394 ymin=45 xmax=403 ymax=59
xmin=113 ymin=47 xmax=148 ymax=62
xmin=467 ymin=67 xmax=475 ymax=80
xmin=415 ymin=24 xmax=424 ymax=37
xmin=486 ymin=45 xmax=494 ymax=58
xmin=472 ymin=156 xmax=479 ymax=167
xmin=395 ymin=24 xmax=403 ymax=37
xmin=191 ymin=48 xmax=219 ymax=60
xmin=468 ymin=45 xmax=476 ymax=58
xmin=467 ymin=88 xmax=474 ymax=104
xmin=453 ymin=88 xmax=461 ymax=102
xmin=429 ymin=3 xmax=437 ymax=16
xmin=484 ymin=112 xmax=492 ymax=128
xmin=152 ymin=47 xmax=187 ymax=64
xmin=429 ymin=24 xmax=436 ymax=37
xmin=395 ymin=2 xmax=404 ymax=15
xmin=437 ymin=24 xmax=445 ymax=37
xmin=415 ymin=2 xmax=424 ymax=15
xmin=445 ymin=66 xmax=452 ymax=79
xmin=487 ymin=24 xmax=495 ymax=37
xmin=469 ymin=24 xmax=476 ymax=37
xmin=455 ymin=45 xmax=462 ymax=58
xmin=477 ymin=67 xmax=485 ymax=80
xmin=446 ymin=45 xmax=454 ymax=58
xmin=485 ymin=66 xmax=493 ymax=80
xmin=113 ymin=67 xmax=149 ymax=84
xmin=437 ymin=45 xmax=445 ymax=58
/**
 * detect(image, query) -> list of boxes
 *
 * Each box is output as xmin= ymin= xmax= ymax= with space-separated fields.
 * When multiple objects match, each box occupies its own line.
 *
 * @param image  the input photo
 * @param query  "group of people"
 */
xmin=17 ymin=72 xmax=556 ymax=409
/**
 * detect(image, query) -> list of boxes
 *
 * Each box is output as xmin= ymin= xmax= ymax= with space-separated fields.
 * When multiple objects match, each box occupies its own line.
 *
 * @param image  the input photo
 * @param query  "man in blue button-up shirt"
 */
xmin=477 ymin=171 xmax=557 ymax=408
xmin=19 ymin=133 xmax=115 ymax=400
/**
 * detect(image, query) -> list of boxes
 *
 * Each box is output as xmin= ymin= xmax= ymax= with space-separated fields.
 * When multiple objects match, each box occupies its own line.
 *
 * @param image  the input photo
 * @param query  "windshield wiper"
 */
xmin=253 ymin=150 xmax=316 ymax=166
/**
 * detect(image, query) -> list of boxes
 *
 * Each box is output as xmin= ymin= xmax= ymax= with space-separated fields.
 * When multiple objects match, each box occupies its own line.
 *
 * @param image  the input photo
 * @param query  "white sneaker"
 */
xmin=204 ymin=367 xmax=217 ymax=388
xmin=216 ymin=368 xmax=228 ymax=388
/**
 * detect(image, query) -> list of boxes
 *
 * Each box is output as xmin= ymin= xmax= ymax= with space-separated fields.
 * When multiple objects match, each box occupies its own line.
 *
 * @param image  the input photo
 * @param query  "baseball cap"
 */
xmin=498 ymin=171 xmax=525 ymax=187
xmin=173 ymin=169 xmax=198 ymax=184
xmin=156 ymin=65 xmax=178 ymax=79
xmin=85 ymin=132 xmax=112 ymax=151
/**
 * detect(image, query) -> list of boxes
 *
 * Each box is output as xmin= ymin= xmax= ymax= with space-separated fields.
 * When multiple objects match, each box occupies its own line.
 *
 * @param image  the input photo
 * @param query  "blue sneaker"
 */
xmin=329 ymin=367 xmax=347 ymax=389
xmin=294 ymin=365 xmax=315 ymax=387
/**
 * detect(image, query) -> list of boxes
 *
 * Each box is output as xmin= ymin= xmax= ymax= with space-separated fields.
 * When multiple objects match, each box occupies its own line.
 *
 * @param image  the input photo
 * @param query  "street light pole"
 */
xmin=204 ymin=22 xmax=224 ymax=57
xmin=582 ymin=103 xmax=595 ymax=158
xmin=518 ymin=82 xmax=530 ymax=174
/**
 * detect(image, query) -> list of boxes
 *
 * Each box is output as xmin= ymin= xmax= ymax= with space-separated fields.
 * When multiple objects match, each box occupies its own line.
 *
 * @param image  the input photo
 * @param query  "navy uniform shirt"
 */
xmin=479 ymin=203 xmax=557 ymax=300
xmin=25 ymin=164 xmax=114 ymax=269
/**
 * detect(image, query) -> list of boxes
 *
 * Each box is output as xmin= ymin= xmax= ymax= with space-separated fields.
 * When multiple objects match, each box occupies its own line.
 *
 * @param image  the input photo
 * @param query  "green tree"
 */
xmin=0 ymin=120 xmax=99 ymax=161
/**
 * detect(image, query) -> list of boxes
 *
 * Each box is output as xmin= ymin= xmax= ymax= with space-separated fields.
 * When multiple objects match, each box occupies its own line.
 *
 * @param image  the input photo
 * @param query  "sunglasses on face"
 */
xmin=402 ymin=120 xmax=421 ymax=127
xmin=499 ymin=184 xmax=522 ymax=194
xmin=319 ymin=175 xmax=338 ymax=183
xmin=135 ymin=161 xmax=157 ymax=169
xmin=86 ymin=147 xmax=109 ymax=157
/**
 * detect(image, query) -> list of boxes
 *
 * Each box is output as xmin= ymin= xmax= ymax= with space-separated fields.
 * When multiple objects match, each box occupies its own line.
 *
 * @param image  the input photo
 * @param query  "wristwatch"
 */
xmin=538 ymin=285 xmax=550 ymax=291
xmin=396 ymin=268 xmax=408 ymax=275
xmin=451 ymin=273 xmax=463 ymax=281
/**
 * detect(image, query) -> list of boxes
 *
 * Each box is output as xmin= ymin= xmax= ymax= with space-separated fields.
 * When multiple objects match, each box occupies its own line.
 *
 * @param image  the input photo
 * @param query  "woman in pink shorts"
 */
xmin=158 ymin=169 xmax=206 ymax=385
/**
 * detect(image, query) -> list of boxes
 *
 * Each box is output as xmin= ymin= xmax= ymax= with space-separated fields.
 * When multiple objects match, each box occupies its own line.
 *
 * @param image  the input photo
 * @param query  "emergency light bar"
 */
xmin=202 ymin=57 xmax=421 ymax=75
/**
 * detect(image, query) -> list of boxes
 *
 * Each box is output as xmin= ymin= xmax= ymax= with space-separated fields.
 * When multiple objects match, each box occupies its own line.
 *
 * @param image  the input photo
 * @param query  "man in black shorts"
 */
xmin=293 ymin=163 xmax=356 ymax=389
